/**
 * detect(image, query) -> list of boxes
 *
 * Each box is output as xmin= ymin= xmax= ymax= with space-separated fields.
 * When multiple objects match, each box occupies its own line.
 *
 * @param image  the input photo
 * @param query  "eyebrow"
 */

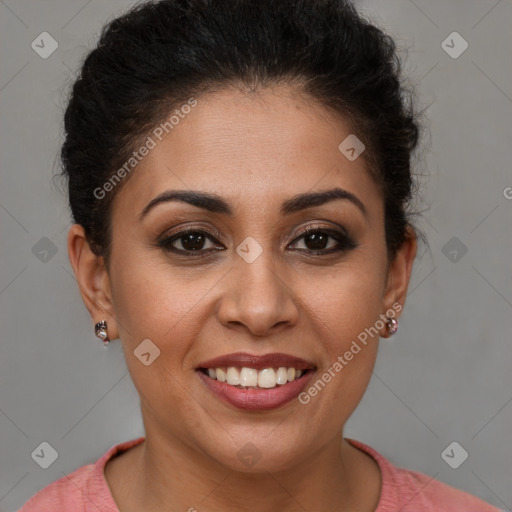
xmin=138 ymin=187 xmax=368 ymax=221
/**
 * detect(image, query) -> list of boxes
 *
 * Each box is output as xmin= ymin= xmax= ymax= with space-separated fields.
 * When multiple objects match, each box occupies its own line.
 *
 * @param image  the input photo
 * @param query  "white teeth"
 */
xmin=204 ymin=366 xmax=307 ymax=388
xmin=226 ymin=367 xmax=240 ymax=385
xmin=258 ymin=368 xmax=276 ymax=388
xmin=240 ymin=367 xmax=258 ymax=386
xmin=276 ymin=367 xmax=288 ymax=385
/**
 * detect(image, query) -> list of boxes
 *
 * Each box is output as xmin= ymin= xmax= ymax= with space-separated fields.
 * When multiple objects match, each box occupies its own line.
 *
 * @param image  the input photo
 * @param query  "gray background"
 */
xmin=0 ymin=0 xmax=511 ymax=510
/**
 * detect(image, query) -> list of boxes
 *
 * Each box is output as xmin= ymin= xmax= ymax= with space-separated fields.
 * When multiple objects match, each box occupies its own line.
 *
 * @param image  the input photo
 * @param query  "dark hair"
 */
xmin=57 ymin=0 xmax=426 ymax=269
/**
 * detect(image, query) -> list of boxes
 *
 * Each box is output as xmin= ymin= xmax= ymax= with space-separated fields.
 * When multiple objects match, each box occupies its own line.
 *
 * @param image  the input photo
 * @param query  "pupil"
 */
xmin=179 ymin=232 xmax=329 ymax=251
xmin=306 ymin=232 xmax=327 ymax=250
xmin=182 ymin=233 xmax=205 ymax=250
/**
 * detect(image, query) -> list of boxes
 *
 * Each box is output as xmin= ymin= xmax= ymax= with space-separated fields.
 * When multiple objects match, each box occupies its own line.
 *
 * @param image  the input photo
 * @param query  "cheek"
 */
xmin=109 ymin=249 xmax=217 ymax=365
xmin=109 ymin=256 xmax=205 ymax=412
xmin=297 ymin=282 xmax=382 ymax=422
xmin=300 ymin=257 xmax=385 ymax=403
xmin=306 ymin=259 xmax=385 ymax=348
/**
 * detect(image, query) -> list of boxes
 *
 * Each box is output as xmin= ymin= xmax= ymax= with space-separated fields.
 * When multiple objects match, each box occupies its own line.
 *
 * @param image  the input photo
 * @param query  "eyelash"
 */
xmin=157 ymin=226 xmax=357 ymax=257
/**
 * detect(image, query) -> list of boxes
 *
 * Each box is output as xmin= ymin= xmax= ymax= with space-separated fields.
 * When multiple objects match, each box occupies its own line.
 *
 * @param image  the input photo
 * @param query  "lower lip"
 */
xmin=197 ymin=370 xmax=315 ymax=411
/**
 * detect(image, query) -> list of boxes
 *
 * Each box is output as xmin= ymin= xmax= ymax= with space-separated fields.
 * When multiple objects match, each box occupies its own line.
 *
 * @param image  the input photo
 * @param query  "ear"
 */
xmin=67 ymin=223 xmax=119 ymax=340
xmin=380 ymin=225 xmax=417 ymax=337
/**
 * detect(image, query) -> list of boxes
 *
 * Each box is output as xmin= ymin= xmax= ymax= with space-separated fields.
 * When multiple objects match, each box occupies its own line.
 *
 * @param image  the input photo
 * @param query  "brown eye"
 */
xmin=289 ymin=227 xmax=357 ymax=254
xmin=158 ymin=229 xmax=223 ymax=255
xmin=158 ymin=226 xmax=357 ymax=257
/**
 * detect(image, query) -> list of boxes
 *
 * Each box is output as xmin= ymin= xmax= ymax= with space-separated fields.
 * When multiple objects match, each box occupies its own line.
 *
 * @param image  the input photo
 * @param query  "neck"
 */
xmin=107 ymin=427 xmax=381 ymax=512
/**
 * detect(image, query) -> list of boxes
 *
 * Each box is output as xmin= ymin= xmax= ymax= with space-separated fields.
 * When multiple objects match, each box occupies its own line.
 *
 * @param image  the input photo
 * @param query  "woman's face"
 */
xmin=72 ymin=84 xmax=415 ymax=472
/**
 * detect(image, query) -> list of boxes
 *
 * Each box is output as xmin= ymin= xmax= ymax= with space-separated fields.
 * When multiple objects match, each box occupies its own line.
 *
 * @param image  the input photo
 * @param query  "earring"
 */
xmin=95 ymin=320 xmax=110 ymax=346
xmin=386 ymin=317 xmax=398 ymax=336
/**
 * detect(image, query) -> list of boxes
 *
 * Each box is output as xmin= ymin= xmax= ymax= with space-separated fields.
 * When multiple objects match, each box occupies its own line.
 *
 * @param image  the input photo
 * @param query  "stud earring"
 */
xmin=95 ymin=320 xmax=110 ymax=346
xmin=386 ymin=317 xmax=398 ymax=336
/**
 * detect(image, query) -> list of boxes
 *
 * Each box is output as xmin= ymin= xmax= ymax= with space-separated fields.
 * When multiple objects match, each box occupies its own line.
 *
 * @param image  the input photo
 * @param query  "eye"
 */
xmin=158 ymin=225 xmax=357 ymax=257
xmin=288 ymin=226 xmax=357 ymax=255
xmin=158 ymin=228 xmax=224 ymax=255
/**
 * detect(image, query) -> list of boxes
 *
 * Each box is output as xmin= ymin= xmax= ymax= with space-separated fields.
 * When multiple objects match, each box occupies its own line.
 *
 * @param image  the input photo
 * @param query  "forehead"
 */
xmin=112 ymin=84 xmax=383 ymax=222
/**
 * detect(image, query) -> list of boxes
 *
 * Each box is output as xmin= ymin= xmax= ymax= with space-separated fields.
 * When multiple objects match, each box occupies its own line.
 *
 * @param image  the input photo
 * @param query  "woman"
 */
xmin=20 ymin=0 xmax=503 ymax=510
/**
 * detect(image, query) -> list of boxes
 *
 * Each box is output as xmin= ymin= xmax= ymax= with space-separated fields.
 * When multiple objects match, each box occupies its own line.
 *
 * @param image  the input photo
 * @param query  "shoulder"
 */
xmin=390 ymin=465 xmax=502 ymax=511
xmin=18 ymin=463 xmax=95 ymax=512
xmin=346 ymin=438 xmax=504 ymax=512
xmin=18 ymin=437 xmax=145 ymax=512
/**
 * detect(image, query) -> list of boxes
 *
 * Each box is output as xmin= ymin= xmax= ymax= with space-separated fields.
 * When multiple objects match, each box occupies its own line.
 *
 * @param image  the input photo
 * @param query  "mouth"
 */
xmin=195 ymin=352 xmax=316 ymax=410
xmin=197 ymin=366 xmax=313 ymax=389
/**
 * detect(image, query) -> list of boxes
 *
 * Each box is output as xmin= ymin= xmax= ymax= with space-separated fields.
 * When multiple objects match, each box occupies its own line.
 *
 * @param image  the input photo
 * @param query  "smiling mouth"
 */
xmin=198 ymin=366 xmax=313 ymax=389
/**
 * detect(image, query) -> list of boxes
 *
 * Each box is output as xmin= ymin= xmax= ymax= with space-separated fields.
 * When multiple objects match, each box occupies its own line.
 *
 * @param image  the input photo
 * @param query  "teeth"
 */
xmin=257 ymin=368 xmax=276 ymax=388
xmin=205 ymin=366 xmax=306 ymax=388
xmin=240 ymin=367 xmax=258 ymax=386
xmin=276 ymin=367 xmax=288 ymax=385
xmin=226 ymin=367 xmax=240 ymax=385
xmin=216 ymin=368 xmax=227 ymax=382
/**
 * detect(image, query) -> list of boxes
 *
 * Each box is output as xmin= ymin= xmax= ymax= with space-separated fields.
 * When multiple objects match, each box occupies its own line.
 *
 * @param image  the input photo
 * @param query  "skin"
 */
xmin=68 ymin=83 xmax=416 ymax=512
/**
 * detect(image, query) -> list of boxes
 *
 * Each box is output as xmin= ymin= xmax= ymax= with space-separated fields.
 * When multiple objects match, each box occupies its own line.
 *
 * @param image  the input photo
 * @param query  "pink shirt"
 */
xmin=19 ymin=437 xmax=503 ymax=511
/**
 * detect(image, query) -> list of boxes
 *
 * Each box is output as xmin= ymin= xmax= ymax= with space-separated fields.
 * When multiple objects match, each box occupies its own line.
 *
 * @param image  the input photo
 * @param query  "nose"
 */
xmin=216 ymin=245 xmax=300 ymax=337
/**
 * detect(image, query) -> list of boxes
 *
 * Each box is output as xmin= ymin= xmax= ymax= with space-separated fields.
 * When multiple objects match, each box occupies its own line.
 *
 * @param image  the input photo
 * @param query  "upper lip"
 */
xmin=197 ymin=352 xmax=316 ymax=371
